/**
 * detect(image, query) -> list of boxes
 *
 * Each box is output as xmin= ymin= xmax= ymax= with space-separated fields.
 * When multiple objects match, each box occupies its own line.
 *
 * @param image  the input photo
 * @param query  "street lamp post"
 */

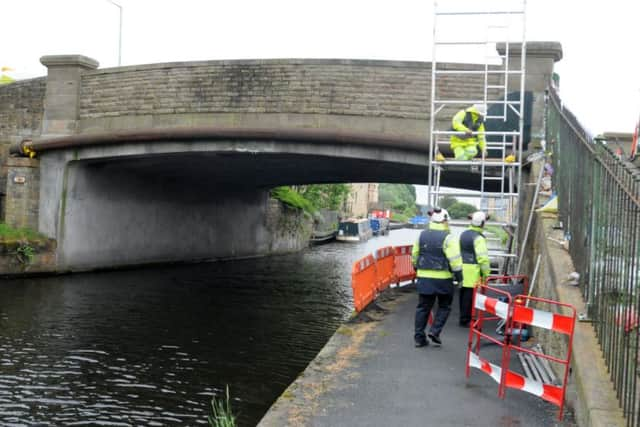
xmin=106 ymin=0 xmax=123 ymax=66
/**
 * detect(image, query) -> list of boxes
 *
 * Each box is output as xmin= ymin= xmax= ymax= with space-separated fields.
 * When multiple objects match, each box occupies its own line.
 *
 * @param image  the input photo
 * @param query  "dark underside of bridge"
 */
xmin=82 ymin=151 xmax=509 ymax=192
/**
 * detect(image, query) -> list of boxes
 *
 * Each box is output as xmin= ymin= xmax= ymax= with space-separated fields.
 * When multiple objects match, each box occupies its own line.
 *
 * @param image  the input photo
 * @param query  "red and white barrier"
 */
xmin=504 ymin=370 xmax=563 ymax=407
xmin=468 ymin=352 xmax=502 ymax=384
xmin=475 ymin=293 xmax=509 ymax=320
xmin=512 ymin=305 xmax=573 ymax=335
xmin=467 ymin=282 xmax=576 ymax=421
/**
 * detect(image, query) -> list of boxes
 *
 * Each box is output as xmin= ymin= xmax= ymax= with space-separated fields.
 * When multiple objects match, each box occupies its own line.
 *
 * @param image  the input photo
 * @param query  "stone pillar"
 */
xmin=40 ymin=55 xmax=99 ymax=137
xmin=496 ymin=42 xmax=563 ymax=142
xmin=1 ymin=157 xmax=40 ymax=230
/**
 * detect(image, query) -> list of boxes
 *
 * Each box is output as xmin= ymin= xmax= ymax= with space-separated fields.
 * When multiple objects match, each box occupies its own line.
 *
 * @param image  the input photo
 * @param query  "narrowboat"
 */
xmin=336 ymin=219 xmax=373 ymax=242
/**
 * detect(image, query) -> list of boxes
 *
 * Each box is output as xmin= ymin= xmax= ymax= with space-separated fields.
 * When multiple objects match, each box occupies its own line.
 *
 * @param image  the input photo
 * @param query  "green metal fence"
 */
xmin=547 ymin=85 xmax=640 ymax=426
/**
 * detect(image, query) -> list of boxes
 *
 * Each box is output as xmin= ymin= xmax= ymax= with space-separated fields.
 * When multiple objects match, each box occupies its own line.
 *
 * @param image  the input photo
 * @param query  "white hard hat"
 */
xmin=472 ymin=103 xmax=487 ymax=116
xmin=470 ymin=211 xmax=487 ymax=227
xmin=430 ymin=208 xmax=449 ymax=223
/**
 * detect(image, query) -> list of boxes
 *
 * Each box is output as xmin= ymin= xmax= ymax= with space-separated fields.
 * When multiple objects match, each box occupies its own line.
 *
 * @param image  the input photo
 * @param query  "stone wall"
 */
xmin=0 ymin=77 xmax=46 ymax=163
xmin=1 ymin=157 xmax=40 ymax=230
xmin=77 ymin=60 xmax=498 ymax=138
xmin=0 ymin=239 xmax=56 ymax=277
xmin=79 ymin=60 xmax=490 ymax=121
xmin=265 ymin=198 xmax=313 ymax=253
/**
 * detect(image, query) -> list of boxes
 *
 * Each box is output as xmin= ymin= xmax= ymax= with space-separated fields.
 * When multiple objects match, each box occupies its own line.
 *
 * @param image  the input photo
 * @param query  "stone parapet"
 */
xmin=40 ymin=54 xmax=99 ymax=136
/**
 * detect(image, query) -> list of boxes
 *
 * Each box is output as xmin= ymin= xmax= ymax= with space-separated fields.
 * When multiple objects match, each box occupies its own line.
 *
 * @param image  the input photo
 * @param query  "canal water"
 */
xmin=0 ymin=228 xmax=423 ymax=426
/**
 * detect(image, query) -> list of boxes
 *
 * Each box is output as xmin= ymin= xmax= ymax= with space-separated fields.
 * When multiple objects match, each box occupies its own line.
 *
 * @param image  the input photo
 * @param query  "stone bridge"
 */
xmin=0 ymin=42 xmax=562 ymax=271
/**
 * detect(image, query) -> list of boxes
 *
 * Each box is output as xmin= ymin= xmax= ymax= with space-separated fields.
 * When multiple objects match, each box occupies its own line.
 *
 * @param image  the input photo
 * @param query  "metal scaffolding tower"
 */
xmin=428 ymin=0 xmax=527 ymax=274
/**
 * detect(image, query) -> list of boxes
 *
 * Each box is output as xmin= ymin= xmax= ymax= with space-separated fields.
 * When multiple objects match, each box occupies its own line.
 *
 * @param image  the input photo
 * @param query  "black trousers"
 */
xmin=414 ymin=292 xmax=453 ymax=342
xmin=459 ymin=286 xmax=474 ymax=325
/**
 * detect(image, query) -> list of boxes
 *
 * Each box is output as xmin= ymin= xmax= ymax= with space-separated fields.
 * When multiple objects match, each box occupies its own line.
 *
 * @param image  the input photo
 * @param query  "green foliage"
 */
xmin=0 ymin=223 xmax=46 ymax=241
xmin=208 ymin=386 xmax=236 ymax=427
xmin=379 ymin=184 xmax=417 ymax=216
xmin=438 ymin=196 xmax=458 ymax=210
xmin=297 ymin=184 xmax=350 ymax=211
xmin=447 ymin=201 xmax=476 ymax=219
xmin=271 ymin=185 xmax=350 ymax=213
xmin=16 ymin=242 xmax=35 ymax=265
xmin=390 ymin=212 xmax=410 ymax=222
xmin=270 ymin=187 xmax=316 ymax=214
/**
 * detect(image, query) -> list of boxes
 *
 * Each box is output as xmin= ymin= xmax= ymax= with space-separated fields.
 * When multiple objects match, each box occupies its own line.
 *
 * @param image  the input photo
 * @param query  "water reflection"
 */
xmin=0 ymin=229 xmax=421 ymax=426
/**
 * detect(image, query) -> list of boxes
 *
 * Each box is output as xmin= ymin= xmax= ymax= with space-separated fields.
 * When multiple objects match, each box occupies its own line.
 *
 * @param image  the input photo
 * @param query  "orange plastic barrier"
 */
xmin=375 ymin=246 xmax=395 ymax=291
xmin=393 ymin=245 xmax=416 ymax=285
xmin=351 ymin=254 xmax=378 ymax=312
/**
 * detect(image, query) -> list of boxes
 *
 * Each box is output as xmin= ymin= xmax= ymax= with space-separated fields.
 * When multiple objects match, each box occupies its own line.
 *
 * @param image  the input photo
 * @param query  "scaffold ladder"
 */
xmin=428 ymin=0 xmax=527 ymax=274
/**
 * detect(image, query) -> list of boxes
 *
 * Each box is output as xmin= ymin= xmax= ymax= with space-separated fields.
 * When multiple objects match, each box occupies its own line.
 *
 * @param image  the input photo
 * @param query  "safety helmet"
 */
xmin=470 ymin=211 xmax=487 ymax=227
xmin=472 ymin=103 xmax=487 ymax=117
xmin=429 ymin=207 xmax=449 ymax=223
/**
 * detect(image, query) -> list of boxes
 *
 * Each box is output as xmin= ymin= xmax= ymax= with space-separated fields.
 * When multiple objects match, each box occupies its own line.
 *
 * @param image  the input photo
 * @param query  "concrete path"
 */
xmin=259 ymin=286 xmax=577 ymax=427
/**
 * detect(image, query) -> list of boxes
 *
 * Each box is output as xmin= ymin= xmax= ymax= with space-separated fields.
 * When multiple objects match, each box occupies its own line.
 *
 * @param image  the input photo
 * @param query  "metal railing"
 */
xmin=547 ymin=84 xmax=640 ymax=426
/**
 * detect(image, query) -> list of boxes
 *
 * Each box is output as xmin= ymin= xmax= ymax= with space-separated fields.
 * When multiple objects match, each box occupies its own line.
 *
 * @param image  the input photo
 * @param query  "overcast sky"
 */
xmin=3 ymin=0 xmax=639 ymax=135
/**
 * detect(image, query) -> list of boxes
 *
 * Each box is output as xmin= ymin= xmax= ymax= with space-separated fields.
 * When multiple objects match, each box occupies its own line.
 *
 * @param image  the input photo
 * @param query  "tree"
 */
xmin=297 ymin=184 xmax=350 ymax=211
xmin=439 ymin=195 xmax=458 ymax=210
xmin=378 ymin=183 xmax=417 ymax=216
xmin=447 ymin=201 xmax=476 ymax=219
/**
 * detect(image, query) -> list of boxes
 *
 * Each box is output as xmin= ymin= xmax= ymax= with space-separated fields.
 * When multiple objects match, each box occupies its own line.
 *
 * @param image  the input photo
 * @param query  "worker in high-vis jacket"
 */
xmin=458 ymin=211 xmax=491 ymax=327
xmin=412 ymin=208 xmax=463 ymax=348
xmin=450 ymin=104 xmax=487 ymax=161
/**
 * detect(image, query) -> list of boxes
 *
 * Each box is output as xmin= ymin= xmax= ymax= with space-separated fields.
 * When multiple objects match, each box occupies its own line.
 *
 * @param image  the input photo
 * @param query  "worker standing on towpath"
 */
xmin=458 ymin=211 xmax=491 ymax=327
xmin=412 ymin=207 xmax=463 ymax=347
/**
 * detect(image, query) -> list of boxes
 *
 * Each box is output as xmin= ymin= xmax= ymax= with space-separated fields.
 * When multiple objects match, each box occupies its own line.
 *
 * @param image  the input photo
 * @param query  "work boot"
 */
xmin=428 ymin=333 xmax=442 ymax=346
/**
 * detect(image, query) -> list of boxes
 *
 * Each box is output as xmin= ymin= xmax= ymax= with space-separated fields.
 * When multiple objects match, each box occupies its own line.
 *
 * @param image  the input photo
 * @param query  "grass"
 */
xmin=208 ymin=386 xmax=236 ymax=427
xmin=0 ymin=223 xmax=47 ymax=242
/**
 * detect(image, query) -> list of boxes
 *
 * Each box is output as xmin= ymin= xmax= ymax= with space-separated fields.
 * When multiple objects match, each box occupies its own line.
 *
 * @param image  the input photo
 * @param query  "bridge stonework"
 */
xmin=76 ymin=59 xmax=491 ymax=139
xmin=0 ymin=78 xmax=46 ymax=159
xmin=0 ymin=43 xmax=562 ymax=271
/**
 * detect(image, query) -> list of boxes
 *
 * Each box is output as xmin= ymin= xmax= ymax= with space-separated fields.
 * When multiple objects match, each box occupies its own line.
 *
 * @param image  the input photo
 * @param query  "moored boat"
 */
xmin=336 ymin=219 xmax=373 ymax=242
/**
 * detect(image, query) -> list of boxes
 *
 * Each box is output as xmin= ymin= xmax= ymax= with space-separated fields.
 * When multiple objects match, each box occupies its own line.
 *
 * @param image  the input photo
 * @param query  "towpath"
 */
xmin=258 ymin=285 xmax=576 ymax=427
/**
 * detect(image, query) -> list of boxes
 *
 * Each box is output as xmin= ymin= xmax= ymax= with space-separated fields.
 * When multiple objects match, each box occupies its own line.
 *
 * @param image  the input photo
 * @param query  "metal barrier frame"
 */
xmin=466 ymin=284 xmax=513 ymax=398
xmin=504 ymin=294 xmax=576 ymax=420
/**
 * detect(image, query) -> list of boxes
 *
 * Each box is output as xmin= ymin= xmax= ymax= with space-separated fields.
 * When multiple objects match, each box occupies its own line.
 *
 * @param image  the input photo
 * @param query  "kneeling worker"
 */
xmin=458 ymin=211 xmax=491 ymax=327
xmin=412 ymin=208 xmax=463 ymax=347
xmin=450 ymin=104 xmax=487 ymax=161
